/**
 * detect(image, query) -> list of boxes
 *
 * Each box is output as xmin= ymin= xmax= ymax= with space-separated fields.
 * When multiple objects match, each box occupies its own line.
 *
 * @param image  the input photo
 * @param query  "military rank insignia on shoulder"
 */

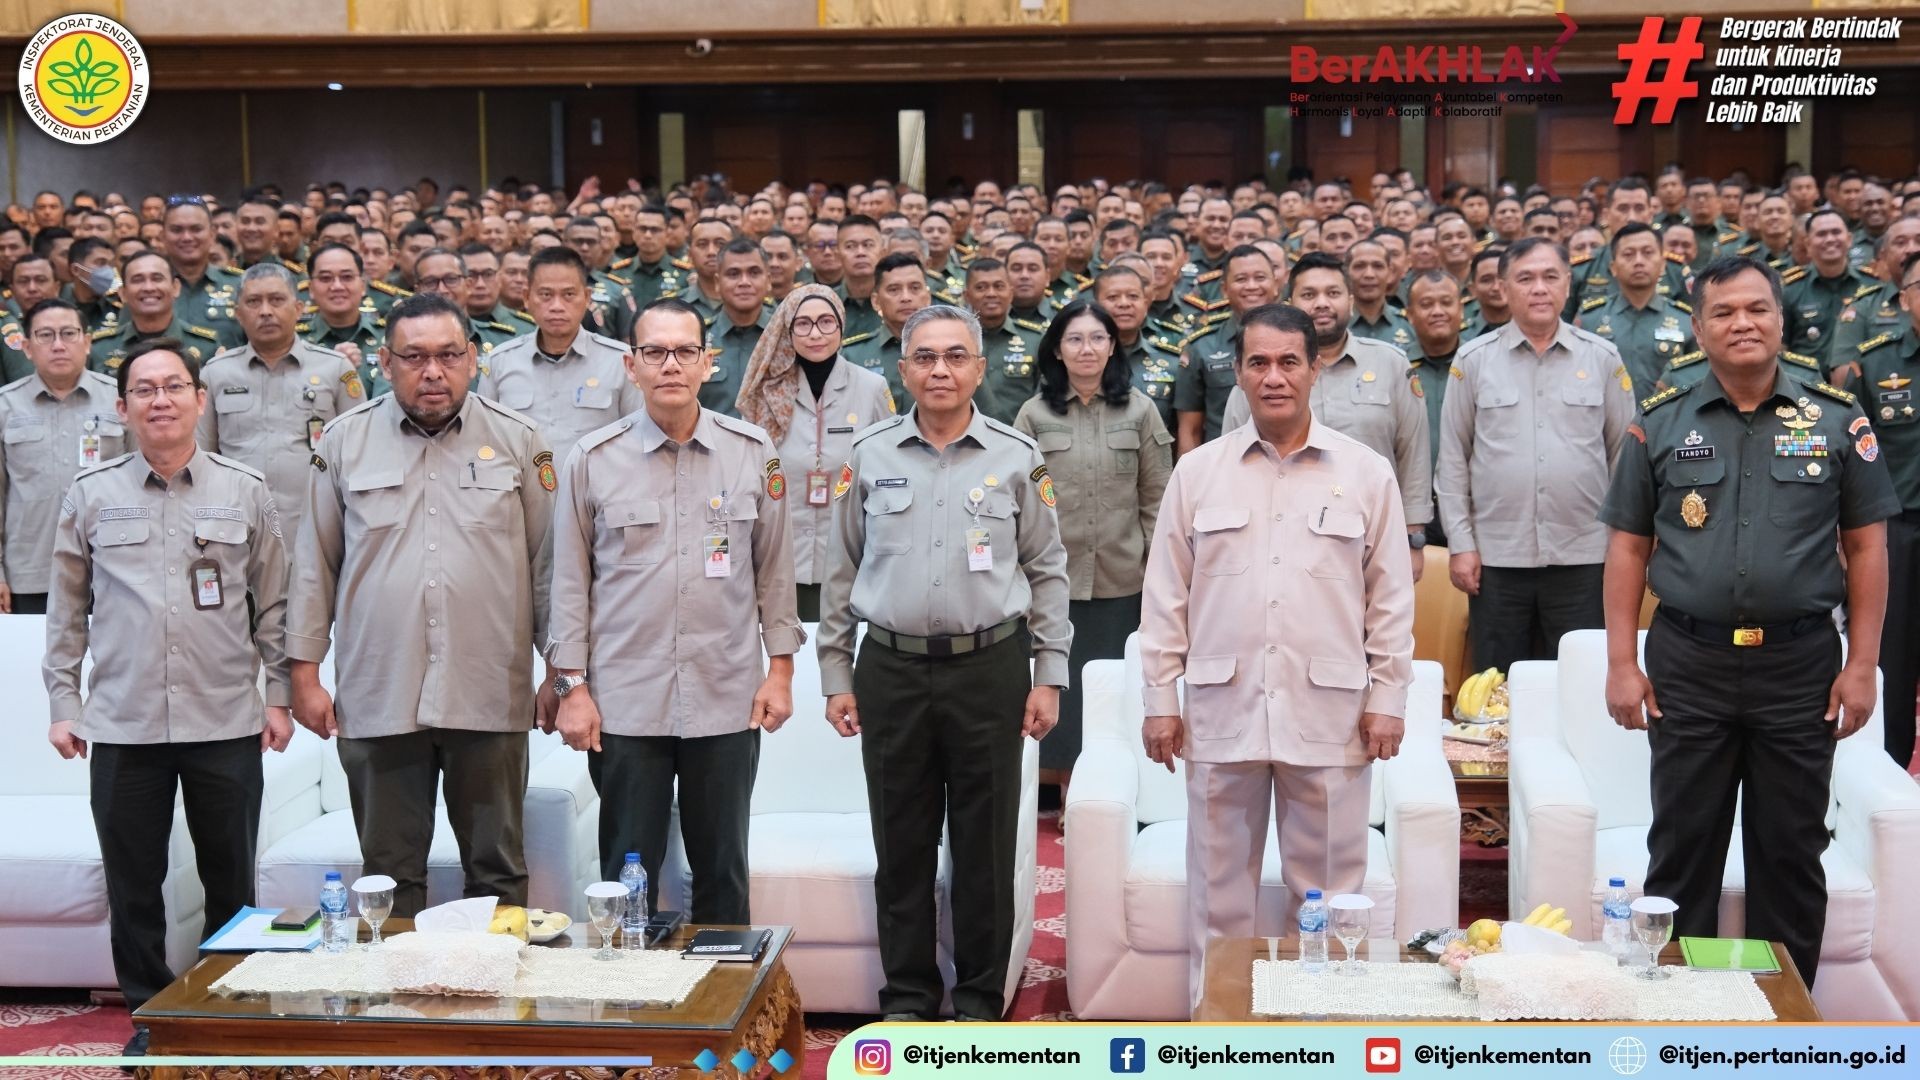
xmin=1668 ymin=349 xmax=1706 ymax=369
xmin=1640 ymin=383 xmax=1689 ymax=413
xmin=1812 ymin=382 xmax=1856 ymax=406
xmin=1780 ymin=351 xmax=1819 ymax=371
xmin=1570 ymin=253 xmax=1592 ymax=268
xmin=840 ymin=330 xmax=876 ymax=348
xmin=186 ymin=324 xmax=220 ymax=341
xmin=1858 ymin=332 xmax=1897 ymax=355
xmin=90 ymin=326 xmax=117 ymax=341
xmin=1013 ymin=318 xmax=1049 ymax=335
xmin=1780 ymin=266 xmax=1809 ymax=285
xmin=1580 ymin=295 xmax=1607 ymax=312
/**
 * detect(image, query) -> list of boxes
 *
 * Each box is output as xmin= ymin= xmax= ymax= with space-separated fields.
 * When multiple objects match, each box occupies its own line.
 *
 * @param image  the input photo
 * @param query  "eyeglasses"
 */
xmin=636 ymin=345 xmax=707 ymax=366
xmin=465 ymin=268 xmax=498 ymax=282
xmin=389 ymin=350 xmax=468 ymax=370
xmin=414 ymin=275 xmax=465 ymax=291
xmin=808 ymin=241 xmax=836 ymax=252
xmin=126 ymin=380 xmax=196 ymax=402
xmin=30 ymin=327 xmax=86 ymax=344
xmin=906 ymin=349 xmax=981 ymax=369
xmin=1062 ymin=332 xmax=1112 ymax=352
xmin=792 ymin=314 xmax=840 ymax=337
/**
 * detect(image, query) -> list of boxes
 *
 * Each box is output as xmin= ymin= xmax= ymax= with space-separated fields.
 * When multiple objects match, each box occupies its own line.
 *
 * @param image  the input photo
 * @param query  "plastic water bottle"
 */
xmin=1298 ymin=889 xmax=1329 ymax=973
xmin=619 ymin=852 xmax=649 ymax=950
xmin=319 ymin=871 xmax=350 ymax=954
xmin=1602 ymin=877 xmax=1634 ymax=962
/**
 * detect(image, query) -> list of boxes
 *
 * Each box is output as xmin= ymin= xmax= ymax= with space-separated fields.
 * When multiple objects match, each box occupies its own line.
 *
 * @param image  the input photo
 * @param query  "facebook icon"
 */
xmin=1110 ymin=1037 xmax=1147 ymax=1073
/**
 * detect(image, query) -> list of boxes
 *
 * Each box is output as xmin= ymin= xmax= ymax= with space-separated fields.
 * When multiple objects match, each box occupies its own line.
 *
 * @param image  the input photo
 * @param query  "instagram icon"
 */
xmin=852 ymin=1039 xmax=892 ymax=1075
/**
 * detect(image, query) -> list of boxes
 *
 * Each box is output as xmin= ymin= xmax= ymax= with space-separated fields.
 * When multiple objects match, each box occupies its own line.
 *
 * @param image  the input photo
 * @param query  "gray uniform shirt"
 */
xmin=44 ymin=449 xmax=290 ymax=742
xmin=288 ymin=393 xmax=555 ymax=737
xmin=0 ymin=371 xmax=129 ymax=592
xmin=816 ymin=407 xmax=1074 ymax=696
xmin=773 ymin=358 xmax=896 ymax=586
xmin=546 ymin=408 xmax=805 ymax=738
xmin=195 ymin=340 xmax=362 ymax=542
xmin=1436 ymin=320 xmax=1637 ymax=566
xmin=478 ymin=329 xmax=645 ymax=456
xmin=1014 ymin=388 xmax=1172 ymax=601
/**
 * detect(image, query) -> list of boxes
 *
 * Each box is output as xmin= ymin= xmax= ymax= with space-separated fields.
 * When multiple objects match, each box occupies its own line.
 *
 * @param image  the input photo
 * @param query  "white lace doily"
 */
xmin=1250 ymin=960 xmax=1776 ymax=1022
xmin=214 ymin=947 xmax=717 ymax=1009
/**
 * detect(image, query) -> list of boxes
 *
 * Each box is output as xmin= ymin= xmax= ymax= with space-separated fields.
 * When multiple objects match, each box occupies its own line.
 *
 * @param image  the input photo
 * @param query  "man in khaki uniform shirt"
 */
xmin=44 ymin=338 xmax=291 ymax=1046
xmin=478 ymin=247 xmax=643 ymax=456
xmin=818 ymin=305 xmax=1072 ymax=1021
xmin=2 ymin=299 xmax=130 ymax=613
xmin=195 ymin=264 xmax=363 ymax=543
xmin=548 ymin=297 xmax=802 ymax=924
xmin=1139 ymin=303 xmax=1414 ymax=1015
xmin=288 ymin=294 xmax=555 ymax=918
xmin=1438 ymin=237 xmax=1637 ymax=675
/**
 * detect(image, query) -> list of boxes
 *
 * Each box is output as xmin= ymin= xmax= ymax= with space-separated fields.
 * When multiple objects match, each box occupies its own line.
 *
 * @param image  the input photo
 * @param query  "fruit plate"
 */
xmin=1444 ymin=722 xmax=1508 ymax=745
xmin=525 ymin=908 xmax=571 ymax=943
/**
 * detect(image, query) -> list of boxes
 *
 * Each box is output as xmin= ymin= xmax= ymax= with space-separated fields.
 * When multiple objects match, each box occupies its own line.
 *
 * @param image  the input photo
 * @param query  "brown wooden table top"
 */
xmin=1197 ymin=937 xmax=1821 ymax=1023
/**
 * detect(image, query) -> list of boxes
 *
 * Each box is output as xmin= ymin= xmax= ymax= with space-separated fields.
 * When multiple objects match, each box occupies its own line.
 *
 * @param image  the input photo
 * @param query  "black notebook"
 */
xmin=682 ymin=928 xmax=772 ymax=962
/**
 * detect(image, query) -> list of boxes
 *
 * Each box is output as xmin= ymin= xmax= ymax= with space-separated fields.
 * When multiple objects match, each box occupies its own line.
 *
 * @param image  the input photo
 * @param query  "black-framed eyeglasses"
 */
xmin=414 ymin=275 xmax=465 ymax=291
xmin=30 ymin=327 xmax=87 ymax=344
xmin=906 ymin=349 xmax=980 ymax=369
xmin=389 ymin=350 xmax=468 ymax=370
xmin=636 ymin=345 xmax=706 ymax=366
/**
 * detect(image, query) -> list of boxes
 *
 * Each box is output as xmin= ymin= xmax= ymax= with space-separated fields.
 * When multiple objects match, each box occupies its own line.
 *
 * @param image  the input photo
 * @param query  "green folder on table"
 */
xmin=1679 ymin=937 xmax=1781 ymax=972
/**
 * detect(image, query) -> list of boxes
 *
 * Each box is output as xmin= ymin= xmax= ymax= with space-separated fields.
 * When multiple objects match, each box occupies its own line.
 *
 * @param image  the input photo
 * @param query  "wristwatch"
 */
xmin=1408 ymin=531 xmax=1428 ymax=550
xmin=552 ymin=673 xmax=589 ymax=698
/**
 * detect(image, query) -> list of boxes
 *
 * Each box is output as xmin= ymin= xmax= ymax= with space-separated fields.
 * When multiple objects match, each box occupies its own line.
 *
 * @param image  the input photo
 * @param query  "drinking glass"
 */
xmin=1631 ymin=896 xmax=1677 ymax=980
xmin=585 ymin=882 xmax=628 ymax=961
xmin=1329 ymin=894 xmax=1374 ymax=975
xmin=350 ymin=875 xmax=395 ymax=949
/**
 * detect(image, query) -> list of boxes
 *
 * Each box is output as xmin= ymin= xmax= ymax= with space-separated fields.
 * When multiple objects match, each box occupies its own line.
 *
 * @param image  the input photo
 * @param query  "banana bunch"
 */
xmin=1455 ymin=667 xmax=1507 ymax=720
xmin=1520 ymin=902 xmax=1573 ymax=936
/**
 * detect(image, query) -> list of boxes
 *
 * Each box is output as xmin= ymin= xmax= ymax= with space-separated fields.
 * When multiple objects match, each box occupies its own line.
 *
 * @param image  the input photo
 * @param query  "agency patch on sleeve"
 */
xmin=833 ymin=463 xmax=853 ymax=500
xmin=765 ymin=457 xmax=785 ymax=500
xmin=1038 ymin=474 xmax=1057 ymax=508
xmin=341 ymin=371 xmax=364 ymax=399
xmin=534 ymin=450 xmax=557 ymax=492
xmin=310 ymin=453 xmax=328 ymax=472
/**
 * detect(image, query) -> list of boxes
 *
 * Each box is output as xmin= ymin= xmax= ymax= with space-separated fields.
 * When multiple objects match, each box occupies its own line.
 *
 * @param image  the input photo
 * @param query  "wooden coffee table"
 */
xmin=1196 ymin=937 xmax=1820 ymax=1022
xmin=134 ymin=919 xmax=802 ymax=1077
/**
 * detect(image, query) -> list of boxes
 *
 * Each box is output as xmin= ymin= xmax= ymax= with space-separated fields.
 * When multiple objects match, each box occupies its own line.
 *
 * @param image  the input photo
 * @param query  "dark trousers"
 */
xmin=1052 ymin=593 xmax=1141 ymax=772
xmin=1644 ymin=610 xmax=1840 ymax=986
xmin=1468 ymin=563 xmax=1604 ymax=673
xmin=337 ymin=728 xmax=530 ymax=919
xmin=89 ymin=736 xmax=262 ymax=1012
xmin=796 ymin=582 xmax=822 ymax=624
xmin=1879 ymin=511 xmax=1920 ymax=769
xmin=856 ymin=628 xmax=1030 ymax=1019
xmin=9 ymin=592 xmax=47 ymax=614
xmin=588 ymin=728 xmax=759 ymax=925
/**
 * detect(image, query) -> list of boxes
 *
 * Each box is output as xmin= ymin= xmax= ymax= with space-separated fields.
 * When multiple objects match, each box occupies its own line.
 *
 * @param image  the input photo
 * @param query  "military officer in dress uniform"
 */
xmin=3 ymin=256 xmax=64 ymax=381
xmin=1827 ymin=219 xmax=1920 ymax=367
xmin=299 ymin=243 xmax=384 ymax=393
xmin=1347 ymin=238 xmax=1420 ymax=358
xmin=0 ymin=299 xmax=129 ymax=614
xmin=1578 ymin=224 xmax=1697 ymax=398
xmin=45 ymin=337 xmax=292 ymax=1053
xmin=1844 ymin=247 xmax=1920 ymax=768
xmin=90 ymin=251 xmax=227 ymax=375
xmin=548 ymin=297 xmax=803 ymax=924
xmin=478 ymin=247 xmax=643 ymax=457
xmin=1140 ymin=302 xmax=1414 ymax=1015
xmin=1731 ymin=193 xmax=1798 ymax=272
xmin=819 ymin=304 xmax=1071 ymax=1021
xmin=1782 ymin=210 xmax=1883 ymax=377
xmin=1094 ymin=265 xmax=1183 ymax=433
xmin=619 ymin=204 xmax=688 ymax=309
xmin=841 ymin=253 xmax=930 ymax=407
xmin=162 ymin=197 xmax=246 ymax=339
xmin=289 ymin=292 xmax=554 ymax=919
xmin=1173 ymin=246 xmax=1282 ymax=453
xmin=195 ymin=264 xmax=363 ymax=543
xmin=409 ymin=249 xmax=520 ymax=366
xmin=703 ymin=240 xmax=774 ymax=416
xmin=1405 ymin=269 xmax=1466 ymax=546
xmin=62 ymin=237 xmax=121 ymax=334
xmin=1602 ymin=255 xmax=1897 ymax=988
xmin=733 ymin=285 xmax=894 ymax=621
xmin=564 ymin=219 xmax=639 ymax=343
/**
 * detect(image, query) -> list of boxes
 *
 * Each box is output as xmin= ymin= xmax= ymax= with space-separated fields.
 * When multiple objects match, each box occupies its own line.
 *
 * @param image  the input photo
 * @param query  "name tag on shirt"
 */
xmin=704 ymin=533 xmax=731 ymax=577
xmin=875 ymin=477 xmax=909 ymax=488
xmin=966 ymin=526 xmax=993 ymax=572
xmin=827 ymin=425 xmax=855 ymax=434
xmin=806 ymin=470 xmax=831 ymax=506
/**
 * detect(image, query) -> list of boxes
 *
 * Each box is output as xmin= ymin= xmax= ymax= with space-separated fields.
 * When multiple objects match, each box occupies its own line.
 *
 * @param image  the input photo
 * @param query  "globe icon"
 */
xmin=1609 ymin=1036 xmax=1649 ymax=1076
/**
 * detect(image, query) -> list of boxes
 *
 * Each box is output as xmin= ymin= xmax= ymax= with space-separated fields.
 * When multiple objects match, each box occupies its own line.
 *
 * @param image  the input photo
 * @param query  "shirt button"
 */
xmin=1267 ymin=645 xmax=1277 ymax=653
xmin=168 ymin=528 xmax=177 ymax=536
xmin=168 ymin=566 xmax=177 ymax=575
xmin=935 ymin=539 xmax=942 ymax=546
xmin=937 ymin=499 xmax=945 ymax=507
xmin=170 ymin=606 xmax=178 ymax=614
xmin=1268 ymin=689 xmax=1277 ymax=698
xmin=1270 ymin=600 xmax=1278 ymax=608
xmin=1744 ymin=470 xmax=1752 ymax=477
xmin=681 ymin=546 xmax=688 ymax=554
xmin=428 ymin=579 xmax=437 ymax=588
xmin=1741 ymin=518 xmax=1749 ymax=526
xmin=428 ymin=507 xmax=438 ymax=515
xmin=169 ymin=685 xmax=179 ymax=693
xmin=429 ymin=472 xmax=437 ymax=480
xmin=941 ymin=461 xmax=949 ymax=469
xmin=428 ymin=543 xmax=437 ymax=552
xmin=1738 ymin=568 xmax=1747 ymax=576
xmin=1271 ymin=556 xmax=1280 ymax=563
xmin=429 ymin=619 xmax=438 ymax=627
xmin=170 ymin=645 xmax=179 ymax=654
xmin=429 ymin=655 xmax=438 ymax=663
xmin=118 ymin=532 xmax=127 ymax=540
xmin=933 ymin=618 xmax=943 ymax=626
xmin=933 ymin=579 xmax=941 ymax=586
xmin=1274 ymin=513 xmax=1283 ymax=521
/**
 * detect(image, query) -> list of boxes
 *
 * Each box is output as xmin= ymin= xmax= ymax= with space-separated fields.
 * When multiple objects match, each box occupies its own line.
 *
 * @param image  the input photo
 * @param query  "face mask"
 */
xmin=88 ymin=263 xmax=119 ymax=295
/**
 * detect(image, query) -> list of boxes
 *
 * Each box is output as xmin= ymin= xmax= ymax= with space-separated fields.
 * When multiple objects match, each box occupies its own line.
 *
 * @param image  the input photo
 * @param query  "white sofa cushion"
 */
xmin=257 ymin=806 xmax=470 ymax=910
xmin=748 ymin=811 xmax=950 ymax=946
xmin=0 ymin=795 xmax=113 ymax=923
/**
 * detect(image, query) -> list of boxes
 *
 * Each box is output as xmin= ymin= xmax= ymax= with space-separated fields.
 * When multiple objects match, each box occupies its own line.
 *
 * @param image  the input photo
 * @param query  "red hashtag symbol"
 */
xmin=1613 ymin=16 xmax=1703 ymax=125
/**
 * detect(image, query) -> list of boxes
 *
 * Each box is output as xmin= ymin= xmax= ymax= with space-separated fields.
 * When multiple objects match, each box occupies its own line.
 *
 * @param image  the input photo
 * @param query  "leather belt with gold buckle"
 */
xmin=1732 ymin=627 xmax=1765 ymax=647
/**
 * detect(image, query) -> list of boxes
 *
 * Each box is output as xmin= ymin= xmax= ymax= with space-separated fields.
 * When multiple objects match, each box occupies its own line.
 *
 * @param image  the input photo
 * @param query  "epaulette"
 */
xmin=1640 ymin=383 xmax=1690 ymax=412
xmin=1717 ymin=230 xmax=1742 ymax=244
xmin=981 ymin=414 xmax=1038 ymax=448
xmin=295 ymin=279 xmax=310 ymax=292
xmin=369 ymin=279 xmax=411 ymax=297
xmin=1668 ymin=349 xmax=1706 ymax=369
xmin=1579 ymin=295 xmax=1607 ymax=313
xmin=1736 ymin=243 xmax=1759 ymax=256
xmin=712 ymin=412 xmax=773 ymax=443
xmin=1148 ymin=335 xmax=1181 ymax=354
xmin=375 ymin=316 xmax=388 ymax=329
xmin=1664 ymin=251 xmax=1686 ymax=265
xmin=1858 ymin=332 xmax=1897 ymax=355
xmin=1781 ymin=350 xmax=1820 ymax=370
xmin=1194 ymin=269 xmax=1222 ymax=285
xmin=1177 ymin=327 xmax=1209 ymax=351
xmin=1180 ymin=291 xmax=1211 ymax=310
xmin=1780 ymin=266 xmax=1809 ymax=285
xmin=205 ymin=451 xmax=266 ymax=482
xmin=1669 ymin=299 xmax=1692 ymax=314
xmin=610 ymin=257 xmax=634 ymax=271
xmin=1852 ymin=283 xmax=1881 ymax=301
xmin=474 ymin=393 xmax=539 ymax=432
xmin=671 ymin=257 xmax=693 ymax=272
xmin=605 ymin=272 xmax=631 ymax=287
xmin=850 ymin=413 xmax=907 ymax=446
xmin=839 ymin=330 xmax=877 ymax=347
xmin=295 ymin=321 xmax=310 ymax=334
xmin=578 ymin=418 xmax=633 ymax=454
xmin=1074 ymin=272 xmax=1093 ymax=289
xmin=71 ymin=451 xmax=139 ymax=483
xmin=1810 ymin=381 xmax=1856 ymax=406
xmin=488 ymin=321 xmax=514 ymax=333
xmin=211 ymin=264 xmax=245 ymax=279
xmin=321 ymin=397 xmax=383 ymax=436
xmin=763 ymin=296 xmax=777 ymax=308
xmin=1013 ymin=318 xmax=1049 ymax=335
xmin=90 ymin=325 xmax=118 ymax=341
xmin=588 ymin=330 xmax=630 ymax=353
xmin=185 ymin=324 xmax=220 ymax=341
xmin=284 ymin=260 xmax=306 ymax=276
xmin=1203 ymin=309 xmax=1234 ymax=327
xmin=1570 ymin=253 xmax=1592 ymax=267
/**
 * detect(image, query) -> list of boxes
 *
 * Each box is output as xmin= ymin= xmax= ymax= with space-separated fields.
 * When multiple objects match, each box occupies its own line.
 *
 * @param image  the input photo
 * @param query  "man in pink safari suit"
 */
xmin=1137 ymin=301 xmax=1416 ymax=1014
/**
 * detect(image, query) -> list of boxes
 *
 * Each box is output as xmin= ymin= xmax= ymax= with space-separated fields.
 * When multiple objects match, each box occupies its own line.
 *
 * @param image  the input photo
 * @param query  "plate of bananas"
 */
xmin=1449 ymin=666 xmax=1511 ymax=741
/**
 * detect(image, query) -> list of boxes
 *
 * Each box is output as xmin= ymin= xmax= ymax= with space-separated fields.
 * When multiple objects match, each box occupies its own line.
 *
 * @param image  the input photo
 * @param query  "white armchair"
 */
xmin=0 ymin=614 xmax=204 ymax=990
xmin=255 ymin=652 xmax=601 ymax=915
xmin=1509 ymin=628 xmax=1920 ymax=1020
xmin=1064 ymin=633 xmax=1460 ymax=1020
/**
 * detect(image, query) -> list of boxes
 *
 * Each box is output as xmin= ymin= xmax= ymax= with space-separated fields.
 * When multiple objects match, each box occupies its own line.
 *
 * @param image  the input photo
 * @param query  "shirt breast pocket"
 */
xmin=1192 ymin=504 xmax=1249 ymax=576
xmin=346 ymin=469 xmax=407 ymax=532
xmin=192 ymin=517 xmax=251 ymax=579
xmin=92 ymin=518 xmax=153 ymax=584
xmin=501 ymin=387 xmax=537 ymax=411
xmin=456 ymin=465 xmax=518 ymax=528
xmin=575 ymin=386 xmax=614 ymax=411
xmin=3 ymin=420 xmax=46 ymax=448
xmin=865 ymin=487 xmax=914 ymax=556
xmin=1767 ymin=455 xmax=1835 ymax=528
xmin=214 ymin=391 xmax=255 ymax=417
xmin=1033 ymin=427 xmax=1073 ymax=458
xmin=1561 ymin=377 xmax=1606 ymax=408
xmin=1475 ymin=382 xmax=1519 ymax=410
xmin=1105 ymin=425 xmax=1140 ymax=476
xmin=1306 ymin=507 xmax=1365 ymax=579
xmin=304 ymin=386 xmax=338 ymax=417
xmin=1348 ymin=378 xmax=1393 ymax=408
xmin=1202 ymin=356 xmax=1238 ymax=389
xmin=1661 ymin=456 xmax=1727 ymax=531
xmin=724 ymin=499 xmax=758 ymax=550
xmin=604 ymin=498 xmax=665 ymax=565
